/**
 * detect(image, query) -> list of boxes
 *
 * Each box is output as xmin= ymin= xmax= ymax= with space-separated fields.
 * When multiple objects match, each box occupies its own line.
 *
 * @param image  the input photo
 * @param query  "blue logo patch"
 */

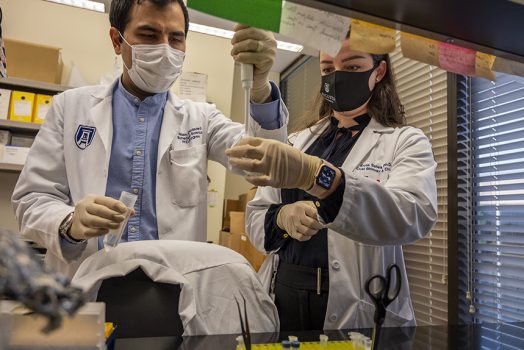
xmin=75 ymin=125 xmax=96 ymax=150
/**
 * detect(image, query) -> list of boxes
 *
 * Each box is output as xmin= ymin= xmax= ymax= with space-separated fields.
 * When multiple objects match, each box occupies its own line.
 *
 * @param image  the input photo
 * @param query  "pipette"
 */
xmin=240 ymin=63 xmax=253 ymax=135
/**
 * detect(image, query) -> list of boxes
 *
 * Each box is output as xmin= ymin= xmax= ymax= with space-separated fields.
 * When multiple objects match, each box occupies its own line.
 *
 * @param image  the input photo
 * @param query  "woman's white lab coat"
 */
xmin=246 ymin=117 xmax=437 ymax=330
xmin=12 ymin=78 xmax=288 ymax=279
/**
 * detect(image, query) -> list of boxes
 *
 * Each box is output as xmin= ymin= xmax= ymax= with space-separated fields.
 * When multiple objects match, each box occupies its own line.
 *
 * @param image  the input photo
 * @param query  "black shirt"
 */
xmin=263 ymin=114 xmax=371 ymax=268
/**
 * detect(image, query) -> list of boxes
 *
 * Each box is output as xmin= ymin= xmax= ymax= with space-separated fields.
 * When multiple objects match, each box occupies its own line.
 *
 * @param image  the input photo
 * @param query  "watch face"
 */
xmin=316 ymin=165 xmax=337 ymax=190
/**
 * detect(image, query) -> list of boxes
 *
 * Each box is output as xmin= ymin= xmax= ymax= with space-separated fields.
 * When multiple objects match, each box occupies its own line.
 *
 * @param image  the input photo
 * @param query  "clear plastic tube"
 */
xmin=103 ymin=191 xmax=137 ymax=251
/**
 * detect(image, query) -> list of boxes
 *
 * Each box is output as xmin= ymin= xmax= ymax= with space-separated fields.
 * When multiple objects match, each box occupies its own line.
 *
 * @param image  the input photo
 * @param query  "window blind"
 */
xmin=457 ymin=71 xmax=524 ymax=342
xmin=280 ymin=56 xmax=321 ymax=133
xmin=390 ymin=39 xmax=449 ymax=325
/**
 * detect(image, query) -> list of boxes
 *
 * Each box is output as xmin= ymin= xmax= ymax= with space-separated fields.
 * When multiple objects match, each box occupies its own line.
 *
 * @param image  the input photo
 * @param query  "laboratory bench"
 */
xmin=114 ymin=321 xmax=524 ymax=350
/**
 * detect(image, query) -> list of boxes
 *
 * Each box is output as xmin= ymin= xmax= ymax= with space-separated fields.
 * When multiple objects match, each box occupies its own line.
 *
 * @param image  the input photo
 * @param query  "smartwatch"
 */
xmin=307 ymin=161 xmax=339 ymax=198
xmin=316 ymin=164 xmax=338 ymax=190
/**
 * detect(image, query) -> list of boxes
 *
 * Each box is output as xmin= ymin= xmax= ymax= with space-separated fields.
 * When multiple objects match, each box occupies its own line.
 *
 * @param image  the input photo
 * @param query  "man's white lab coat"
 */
xmin=12 ymin=78 xmax=288 ymax=278
xmin=72 ymin=240 xmax=279 ymax=335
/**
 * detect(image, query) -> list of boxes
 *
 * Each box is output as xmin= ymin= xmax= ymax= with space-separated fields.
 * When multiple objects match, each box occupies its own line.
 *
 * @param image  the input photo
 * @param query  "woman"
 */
xmin=226 ymin=36 xmax=437 ymax=331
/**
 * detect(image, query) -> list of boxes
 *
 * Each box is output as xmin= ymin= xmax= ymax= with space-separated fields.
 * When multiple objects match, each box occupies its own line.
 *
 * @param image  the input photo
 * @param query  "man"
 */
xmin=12 ymin=0 xmax=288 ymax=278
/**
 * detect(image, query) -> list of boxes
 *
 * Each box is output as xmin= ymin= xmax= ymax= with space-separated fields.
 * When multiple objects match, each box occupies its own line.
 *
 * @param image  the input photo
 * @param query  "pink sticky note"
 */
xmin=438 ymin=42 xmax=476 ymax=76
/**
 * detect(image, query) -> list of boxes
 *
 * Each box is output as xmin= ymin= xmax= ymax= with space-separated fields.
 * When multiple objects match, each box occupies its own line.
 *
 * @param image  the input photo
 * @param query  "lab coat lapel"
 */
xmin=89 ymin=80 xmax=117 ymax=155
xmin=157 ymin=93 xmax=184 ymax=169
xmin=342 ymin=117 xmax=394 ymax=171
xmin=83 ymin=81 xmax=115 ymax=195
xmin=293 ymin=119 xmax=330 ymax=151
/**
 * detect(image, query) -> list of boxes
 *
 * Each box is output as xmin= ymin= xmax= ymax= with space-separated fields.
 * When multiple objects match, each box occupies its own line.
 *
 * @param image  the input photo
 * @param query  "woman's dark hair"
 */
xmin=110 ymin=0 xmax=189 ymax=37
xmin=301 ymin=32 xmax=406 ymax=131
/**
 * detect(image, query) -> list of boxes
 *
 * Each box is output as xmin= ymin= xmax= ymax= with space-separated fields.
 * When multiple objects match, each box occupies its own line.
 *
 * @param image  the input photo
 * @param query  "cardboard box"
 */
xmin=4 ymin=38 xmax=63 ymax=84
xmin=229 ymin=211 xmax=245 ymax=234
xmin=9 ymin=91 xmax=35 ymax=123
xmin=10 ymin=135 xmax=34 ymax=148
xmin=239 ymin=234 xmax=265 ymax=270
xmin=246 ymin=187 xmax=257 ymax=205
xmin=0 ymin=89 xmax=11 ymax=120
xmin=238 ymin=193 xmax=248 ymax=211
xmin=219 ymin=230 xmax=230 ymax=247
xmin=219 ymin=230 xmax=242 ymax=252
xmin=33 ymin=94 xmax=53 ymax=124
xmin=0 ymin=130 xmax=11 ymax=145
xmin=219 ymin=230 xmax=266 ymax=271
xmin=222 ymin=199 xmax=241 ymax=230
xmin=0 ymin=145 xmax=30 ymax=165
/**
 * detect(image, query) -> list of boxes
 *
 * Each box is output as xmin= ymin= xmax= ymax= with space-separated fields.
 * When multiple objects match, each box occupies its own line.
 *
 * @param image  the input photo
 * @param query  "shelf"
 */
xmin=0 ymin=162 xmax=23 ymax=172
xmin=291 ymin=0 xmax=524 ymax=65
xmin=0 ymin=119 xmax=41 ymax=132
xmin=0 ymin=77 xmax=70 ymax=94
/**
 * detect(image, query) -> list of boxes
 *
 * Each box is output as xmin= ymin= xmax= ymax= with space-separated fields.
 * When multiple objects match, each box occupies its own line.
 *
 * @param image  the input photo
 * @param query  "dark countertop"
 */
xmin=115 ymin=321 xmax=524 ymax=349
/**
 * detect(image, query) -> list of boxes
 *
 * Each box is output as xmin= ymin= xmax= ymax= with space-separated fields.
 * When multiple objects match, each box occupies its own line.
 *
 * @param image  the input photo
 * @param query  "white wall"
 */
xmin=0 ymin=0 xmax=236 ymax=242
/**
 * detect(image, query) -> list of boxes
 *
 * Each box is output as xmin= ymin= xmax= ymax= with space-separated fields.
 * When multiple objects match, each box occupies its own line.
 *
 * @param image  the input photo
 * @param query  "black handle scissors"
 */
xmin=364 ymin=264 xmax=402 ymax=350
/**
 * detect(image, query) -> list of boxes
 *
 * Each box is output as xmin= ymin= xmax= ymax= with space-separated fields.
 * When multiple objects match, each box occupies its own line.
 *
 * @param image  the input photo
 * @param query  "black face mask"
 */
xmin=320 ymin=67 xmax=377 ymax=112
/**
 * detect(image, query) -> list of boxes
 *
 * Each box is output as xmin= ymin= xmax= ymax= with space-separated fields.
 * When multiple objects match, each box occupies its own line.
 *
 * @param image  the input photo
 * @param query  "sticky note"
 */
xmin=475 ymin=52 xmax=496 ymax=81
xmin=280 ymin=1 xmax=351 ymax=56
xmin=438 ymin=42 xmax=476 ymax=76
xmin=348 ymin=20 xmax=396 ymax=54
xmin=400 ymin=32 xmax=439 ymax=67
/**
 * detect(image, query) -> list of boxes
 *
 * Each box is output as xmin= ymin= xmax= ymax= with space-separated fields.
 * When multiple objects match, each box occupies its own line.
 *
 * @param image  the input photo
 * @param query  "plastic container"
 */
xmin=103 ymin=191 xmax=137 ymax=251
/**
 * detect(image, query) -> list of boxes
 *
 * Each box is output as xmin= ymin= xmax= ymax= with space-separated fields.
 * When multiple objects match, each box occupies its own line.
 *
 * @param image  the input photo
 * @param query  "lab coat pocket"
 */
xmin=169 ymin=144 xmax=207 ymax=207
xmin=358 ymin=300 xmax=413 ymax=328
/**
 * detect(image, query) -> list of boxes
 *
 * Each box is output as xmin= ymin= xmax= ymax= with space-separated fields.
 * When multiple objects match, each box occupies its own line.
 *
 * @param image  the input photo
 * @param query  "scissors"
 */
xmin=235 ymin=293 xmax=252 ymax=350
xmin=364 ymin=264 xmax=402 ymax=350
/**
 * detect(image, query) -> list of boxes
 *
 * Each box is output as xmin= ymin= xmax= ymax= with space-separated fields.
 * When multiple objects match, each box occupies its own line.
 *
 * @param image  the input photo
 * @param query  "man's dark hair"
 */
xmin=110 ymin=0 xmax=189 ymax=38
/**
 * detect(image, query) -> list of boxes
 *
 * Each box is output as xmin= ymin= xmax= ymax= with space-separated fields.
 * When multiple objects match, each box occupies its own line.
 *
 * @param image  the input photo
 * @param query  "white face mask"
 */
xmin=119 ymin=32 xmax=185 ymax=94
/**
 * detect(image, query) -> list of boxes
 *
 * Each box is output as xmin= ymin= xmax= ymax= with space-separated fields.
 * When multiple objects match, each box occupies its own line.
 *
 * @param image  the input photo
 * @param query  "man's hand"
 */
xmin=69 ymin=195 xmax=131 ymax=241
xmin=277 ymin=201 xmax=324 ymax=241
xmin=231 ymin=24 xmax=277 ymax=103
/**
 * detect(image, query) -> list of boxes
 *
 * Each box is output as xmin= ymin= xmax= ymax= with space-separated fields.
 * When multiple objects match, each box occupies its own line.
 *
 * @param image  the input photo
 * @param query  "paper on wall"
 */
xmin=400 ymin=32 xmax=439 ymax=67
xmin=348 ymin=19 xmax=396 ymax=54
xmin=475 ymin=52 xmax=496 ymax=81
xmin=438 ymin=42 xmax=476 ymax=76
xmin=280 ymin=1 xmax=351 ymax=56
xmin=178 ymin=72 xmax=208 ymax=103
xmin=493 ymin=56 xmax=524 ymax=78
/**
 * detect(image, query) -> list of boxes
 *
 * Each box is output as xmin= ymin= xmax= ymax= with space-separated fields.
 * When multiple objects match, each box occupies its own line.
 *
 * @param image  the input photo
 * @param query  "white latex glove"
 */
xmin=69 ymin=195 xmax=132 ymax=240
xmin=277 ymin=201 xmax=324 ymax=241
xmin=231 ymin=24 xmax=277 ymax=103
xmin=226 ymin=137 xmax=323 ymax=190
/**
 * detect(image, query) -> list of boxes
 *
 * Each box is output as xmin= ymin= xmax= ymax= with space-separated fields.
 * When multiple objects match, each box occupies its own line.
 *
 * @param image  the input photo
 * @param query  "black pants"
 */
xmin=274 ymin=262 xmax=329 ymax=331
